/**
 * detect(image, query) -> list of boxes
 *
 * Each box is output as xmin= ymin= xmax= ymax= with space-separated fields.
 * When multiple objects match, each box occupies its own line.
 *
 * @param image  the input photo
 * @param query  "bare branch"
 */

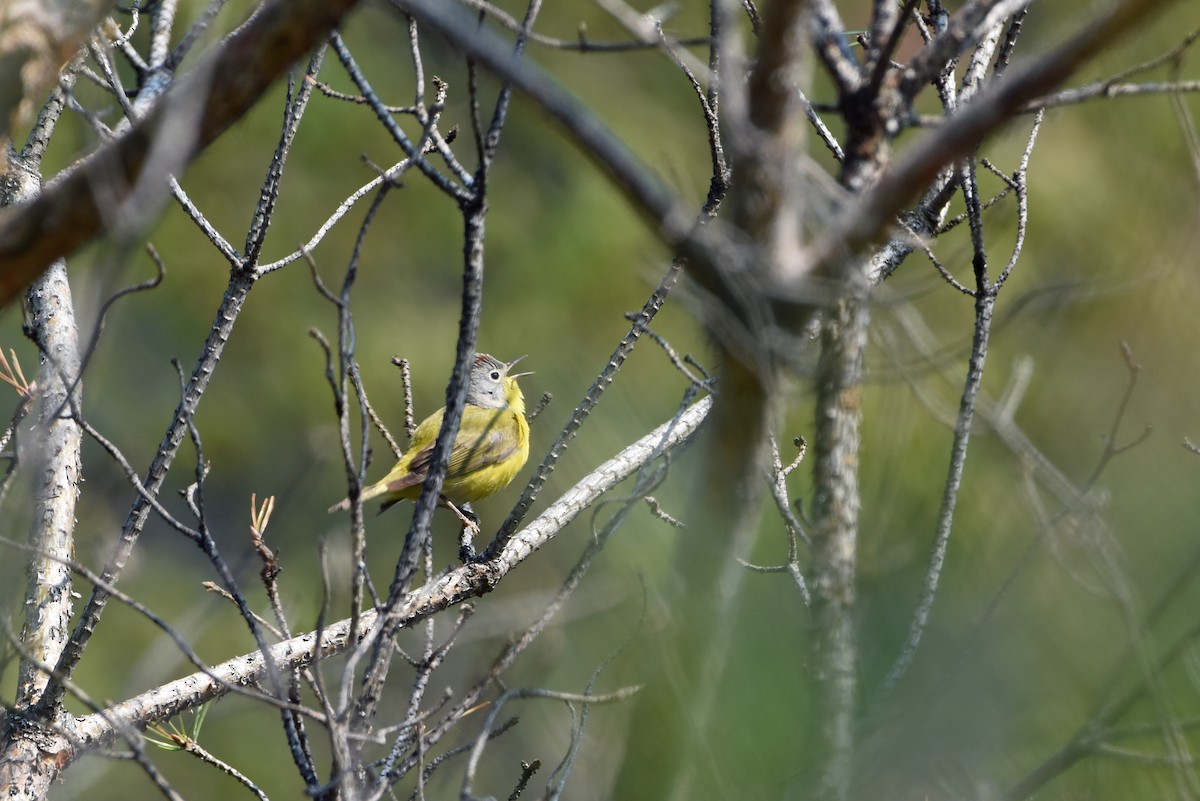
xmin=815 ymin=0 xmax=1178 ymax=274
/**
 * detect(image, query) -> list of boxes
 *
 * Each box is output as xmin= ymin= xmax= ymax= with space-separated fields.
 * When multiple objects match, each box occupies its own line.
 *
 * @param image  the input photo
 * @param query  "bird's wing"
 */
xmin=447 ymin=428 xmax=519 ymax=476
xmin=406 ymin=426 xmax=517 ymax=481
xmin=382 ymin=461 xmax=426 ymax=495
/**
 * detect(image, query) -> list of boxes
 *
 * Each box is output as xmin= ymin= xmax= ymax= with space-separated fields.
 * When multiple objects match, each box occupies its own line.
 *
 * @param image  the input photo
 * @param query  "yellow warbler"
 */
xmin=330 ymin=354 xmax=531 ymax=533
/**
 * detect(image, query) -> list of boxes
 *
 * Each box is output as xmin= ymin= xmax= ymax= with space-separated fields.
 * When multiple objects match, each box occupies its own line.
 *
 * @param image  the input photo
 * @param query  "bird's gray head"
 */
xmin=466 ymin=354 xmax=525 ymax=409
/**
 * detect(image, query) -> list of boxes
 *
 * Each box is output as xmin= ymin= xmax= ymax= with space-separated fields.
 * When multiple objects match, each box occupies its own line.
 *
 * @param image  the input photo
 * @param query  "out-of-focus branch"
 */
xmin=0 ymin=0 xmax=363 ymax=307
xmin=901 ymin=0 xmax=1032 ymax=96
xmin=0 ymin=0 xmax=110 ymax=143
xmin=813 ymin=0 xmax=1175 ymax=273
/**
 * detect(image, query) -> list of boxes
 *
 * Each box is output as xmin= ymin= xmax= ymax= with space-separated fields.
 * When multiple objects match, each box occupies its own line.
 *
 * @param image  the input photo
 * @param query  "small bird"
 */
xmin=329 ymin=354 xmax=531 ymax=538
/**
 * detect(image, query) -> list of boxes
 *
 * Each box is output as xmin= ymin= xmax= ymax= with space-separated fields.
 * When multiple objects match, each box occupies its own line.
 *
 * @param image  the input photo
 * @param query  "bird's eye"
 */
xmin=490 ymin=371 xmax=501 ymax=380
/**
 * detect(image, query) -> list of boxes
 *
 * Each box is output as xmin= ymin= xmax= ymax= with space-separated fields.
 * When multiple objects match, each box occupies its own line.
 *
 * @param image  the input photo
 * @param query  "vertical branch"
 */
xmin=478 ymin=0 xmax=542 ymax=164
xmin=244 ymin=47 xmax=327 ymax=265
xmin=339 ymin=185 xmax=391 ymax=664
xmin=15 ymin=260 xmax=81 ymax=708
xmin=808 ymin=291 xmax=867 ymax=799
xmin=882 ymin=112 xmax=1042 ymax=690
xmin=803 ymin=5 xmax=885 ymax=799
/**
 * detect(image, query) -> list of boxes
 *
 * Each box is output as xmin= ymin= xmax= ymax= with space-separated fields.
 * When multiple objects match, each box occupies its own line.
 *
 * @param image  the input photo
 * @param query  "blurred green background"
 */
xmin=4 ymin=2 xmax=1200 ymax=799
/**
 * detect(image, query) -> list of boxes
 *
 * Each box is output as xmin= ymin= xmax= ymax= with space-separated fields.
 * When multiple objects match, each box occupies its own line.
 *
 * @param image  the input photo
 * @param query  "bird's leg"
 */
xmin=443 ymin=498 xmax=481 ymax=562
xmin=443 ymin=499 xmax=480 ymax=534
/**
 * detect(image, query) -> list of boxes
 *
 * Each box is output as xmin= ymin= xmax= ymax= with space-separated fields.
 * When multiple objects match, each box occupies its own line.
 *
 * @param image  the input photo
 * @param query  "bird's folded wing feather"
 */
xmin=397 ymin=427 xmax=517 ymax=491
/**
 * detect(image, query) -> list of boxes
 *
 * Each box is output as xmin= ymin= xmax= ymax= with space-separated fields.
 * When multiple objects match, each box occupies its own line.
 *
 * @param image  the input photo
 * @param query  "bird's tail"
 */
xmin=328 ymin=480 xmax=387 ymax=514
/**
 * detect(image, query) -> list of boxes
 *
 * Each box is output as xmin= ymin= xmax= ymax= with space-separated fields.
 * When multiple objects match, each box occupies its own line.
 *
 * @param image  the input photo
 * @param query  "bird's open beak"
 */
xmin=506 ymin=355 xmax=533 ymax=378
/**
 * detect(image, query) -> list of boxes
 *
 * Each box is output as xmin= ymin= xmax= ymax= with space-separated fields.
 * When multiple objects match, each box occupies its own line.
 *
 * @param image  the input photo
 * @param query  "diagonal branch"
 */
xmin=69 ymin=395 xmax=711 ymax=751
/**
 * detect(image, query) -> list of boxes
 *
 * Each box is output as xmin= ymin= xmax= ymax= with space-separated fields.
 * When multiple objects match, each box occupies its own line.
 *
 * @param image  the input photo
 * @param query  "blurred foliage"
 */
xmin=3 ymin=2 xmax=1200 ymax=800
